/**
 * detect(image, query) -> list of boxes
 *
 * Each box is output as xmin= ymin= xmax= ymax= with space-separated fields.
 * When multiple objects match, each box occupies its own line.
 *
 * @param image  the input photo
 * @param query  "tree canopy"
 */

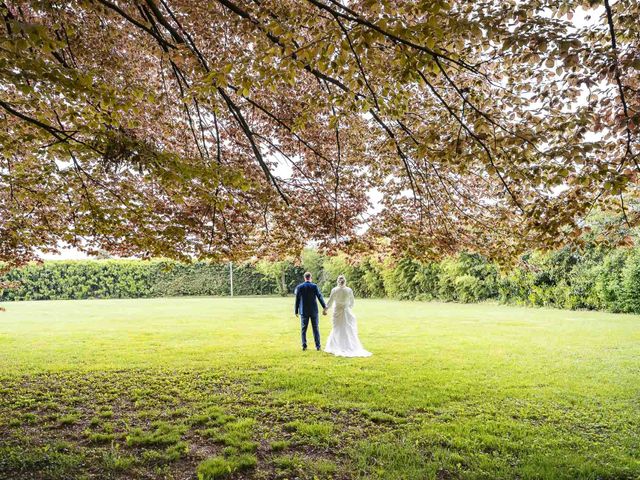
xmin=1 ymin=0 xmax=639 ymax=265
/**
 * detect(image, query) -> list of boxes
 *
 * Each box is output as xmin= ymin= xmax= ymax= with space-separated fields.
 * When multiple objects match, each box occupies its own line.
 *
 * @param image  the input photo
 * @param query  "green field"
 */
xmin=1 ymin=297 xmax=639 ymax=479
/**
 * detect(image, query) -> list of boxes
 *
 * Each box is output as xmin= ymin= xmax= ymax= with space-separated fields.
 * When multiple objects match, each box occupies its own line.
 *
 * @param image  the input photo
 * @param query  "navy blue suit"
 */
xmin=294 ymin=281 xmax=327 ymax=350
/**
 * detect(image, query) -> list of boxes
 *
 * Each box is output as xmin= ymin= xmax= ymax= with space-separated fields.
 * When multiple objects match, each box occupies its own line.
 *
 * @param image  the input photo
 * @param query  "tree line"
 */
xmin=3 ymin=243 xmax=640 ymax=314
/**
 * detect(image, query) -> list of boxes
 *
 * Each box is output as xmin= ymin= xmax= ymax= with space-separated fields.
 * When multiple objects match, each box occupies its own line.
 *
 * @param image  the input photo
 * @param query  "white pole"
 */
xmin=229 ymin=261 xmax=234 ymax=297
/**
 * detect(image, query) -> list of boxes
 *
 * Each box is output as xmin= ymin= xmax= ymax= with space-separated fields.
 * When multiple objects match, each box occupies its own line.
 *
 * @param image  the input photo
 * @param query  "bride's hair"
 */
xmin=337 ymin=275 xmax=346 ymax=286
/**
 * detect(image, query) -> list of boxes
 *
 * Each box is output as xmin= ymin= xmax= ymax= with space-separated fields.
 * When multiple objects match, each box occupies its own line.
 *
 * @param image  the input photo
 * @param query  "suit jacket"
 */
xmin=294 ymin=281 xmax=327 ymax=316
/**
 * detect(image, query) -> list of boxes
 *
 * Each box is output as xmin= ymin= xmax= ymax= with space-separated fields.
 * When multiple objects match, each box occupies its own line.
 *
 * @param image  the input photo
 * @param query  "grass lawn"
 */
xmin=0 ymin=297 xmax=639 ymax=479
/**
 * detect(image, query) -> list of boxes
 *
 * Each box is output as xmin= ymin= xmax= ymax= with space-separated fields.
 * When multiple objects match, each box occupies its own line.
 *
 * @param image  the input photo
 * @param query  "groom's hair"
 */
xmin=304 ymin=272 xmax=312 ymax=280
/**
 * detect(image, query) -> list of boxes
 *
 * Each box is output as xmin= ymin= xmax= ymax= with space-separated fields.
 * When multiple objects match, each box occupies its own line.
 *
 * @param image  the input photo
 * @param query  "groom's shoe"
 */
xmin=302 ymin=346 xmax=307 ymax=351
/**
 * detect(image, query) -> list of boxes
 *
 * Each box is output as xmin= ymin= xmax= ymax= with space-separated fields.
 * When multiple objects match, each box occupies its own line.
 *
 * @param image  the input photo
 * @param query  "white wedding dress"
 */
xmin=324 ymin=286 xmax=372 ymax=357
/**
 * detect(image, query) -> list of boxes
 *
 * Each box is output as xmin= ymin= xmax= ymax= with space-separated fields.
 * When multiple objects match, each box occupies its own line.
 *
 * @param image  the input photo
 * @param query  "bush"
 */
xmin=498 ymin=268 xmax=533 ymax=305
xmin=255 ymin=260 xmax=295 ymax=296
xmin=381 ymin=257 xmax=423 ymax=300
xmin=567 ymin=262 xmax=603 ymax=310
xmin=359 ymin=257 xmax=386 ymax=298
xmin=3 ymin=244 xmax=640 ymax=315
xmin=454 ymin=275 xmax=483 ymax=303
xmin=494 ymin=246 xmax=639 ymax=312
xmin=321 ymin=254 xmax=365 ymax=297
xmin=595 ymin=249 xmax=631 ymax=312
xmin=621 ymin=250 xmax=640 ymax=313
xmin=0 ymin=260 xmax=276 ymax=301
xmin=438 ymin=253 xmax=496 ymax=302
xmin=301 ymin=248 xmax=325 ymax=283
xmin=1 ymin=260 xmax=154 ymax=301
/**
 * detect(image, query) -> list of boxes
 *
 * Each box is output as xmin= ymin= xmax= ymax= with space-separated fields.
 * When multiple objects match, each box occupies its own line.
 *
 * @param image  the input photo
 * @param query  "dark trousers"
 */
xmin=300 ymin=313 xmax=320 ymax=349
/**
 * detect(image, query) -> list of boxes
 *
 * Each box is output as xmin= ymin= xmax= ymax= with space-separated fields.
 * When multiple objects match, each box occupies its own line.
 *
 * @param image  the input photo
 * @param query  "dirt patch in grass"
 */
xmin=0 ymin=370 xmax=396 ymax=479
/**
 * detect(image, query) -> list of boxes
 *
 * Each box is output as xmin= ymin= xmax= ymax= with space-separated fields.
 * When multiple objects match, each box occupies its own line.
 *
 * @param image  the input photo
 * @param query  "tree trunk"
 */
xmin=280 ymin=268 xmax=287 ymax=296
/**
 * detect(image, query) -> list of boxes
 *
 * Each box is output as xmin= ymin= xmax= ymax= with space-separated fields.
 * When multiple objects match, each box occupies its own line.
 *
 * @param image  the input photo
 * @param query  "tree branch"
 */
xmin=306 ymin=0 xmax=479 ymax=74
xmin=416 ymin=70 xmax=524 ymax=213
xmin=604 ymin=0 xmax=637 ymax=169
xmin=217 ymin=87 xmax=290 ymax=205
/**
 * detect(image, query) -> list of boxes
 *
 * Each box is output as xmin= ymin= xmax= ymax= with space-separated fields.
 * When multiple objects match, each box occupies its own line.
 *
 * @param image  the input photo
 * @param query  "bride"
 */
xmin=324 ymin=275 xmax=372 ymax=357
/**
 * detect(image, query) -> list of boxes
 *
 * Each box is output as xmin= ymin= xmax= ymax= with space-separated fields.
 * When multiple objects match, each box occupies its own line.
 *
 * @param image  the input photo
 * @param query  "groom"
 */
xmin=294 ymin=272 xmax=327 ymax=351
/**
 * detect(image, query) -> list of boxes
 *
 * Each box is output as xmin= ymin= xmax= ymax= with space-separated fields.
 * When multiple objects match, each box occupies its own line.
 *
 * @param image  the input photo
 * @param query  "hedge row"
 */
xmin=0 ymin=260 xmax=279 ymax=301
xmin=3 ymin=244 xmax=640 ymax=314
xmin=310 ymin=247 xmax=640 ymax=314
